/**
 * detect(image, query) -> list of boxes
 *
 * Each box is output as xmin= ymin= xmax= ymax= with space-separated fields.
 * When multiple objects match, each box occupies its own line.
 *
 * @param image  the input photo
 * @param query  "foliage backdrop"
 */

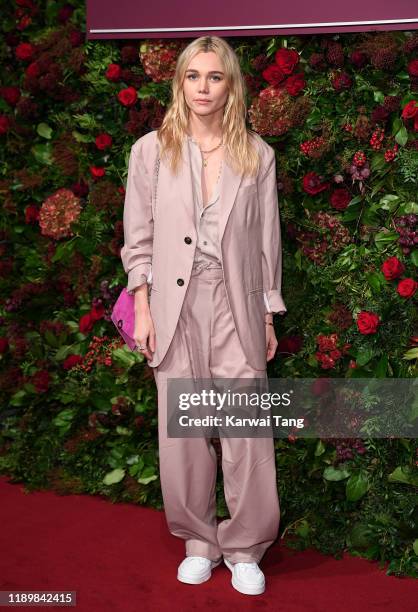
xmin=0 ymin=1 xmax=417 ymax=577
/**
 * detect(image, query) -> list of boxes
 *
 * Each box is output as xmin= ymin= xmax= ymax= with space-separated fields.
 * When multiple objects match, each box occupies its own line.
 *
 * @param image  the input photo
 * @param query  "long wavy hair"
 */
xmin=156 ymin=36 xmax=261 ymax=178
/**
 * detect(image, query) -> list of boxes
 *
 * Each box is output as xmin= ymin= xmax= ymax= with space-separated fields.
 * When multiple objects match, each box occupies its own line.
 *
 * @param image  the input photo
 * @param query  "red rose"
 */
xmin=15 ymin=42 xmax=35 ymax=61
xmin=0 ymin=337 xmax=9 ymax=353
xmin=407 ymin=59 xmax=418 ymax=78
xmin=90 ymin=166 xmax=105 ymax=179
xmin=25 ymin=204 xmax=39 ymax=223
xmin=0 ymin=86 xmax=21 ymax=106
xmin=356 ymin=311 xmax=380 ymax=335
xmin=0 ymin=115 xmax=11 ymax=135
xmin=106 ymin=63 xmax=122 ymax=82
xmin=285 ymin=73 xmax=305 ymax=96
xmin=63 ymin=354 xmax=83 ymax=370
xmin=95 ymin=133 xmax=112 ymax=150
xmin=381 ymin=256 xmax=405 ymax=280
xmin=302 ymin=171 xmax=330 ymax=195
xmin=330 ymin=188 xmax=351 ymax=211
xmin=26 ymin=61 xmax=40 ymax=78
xmin=401 ymin=100 xmax=418 ymax=120
xmin=262 ymin=64 xmax=285 ymax=86
xmin=397 ymin=278 xmax=417 ymax=298
xmin=117 ymin=86 xmax=137 ymax=107
xmin=275 ymin=48 xmax=299 ymax=75
xmin=90 ymin=303 xmax=105 ymax=321
xmin=79 ymin=313 xmax=94 ymax=334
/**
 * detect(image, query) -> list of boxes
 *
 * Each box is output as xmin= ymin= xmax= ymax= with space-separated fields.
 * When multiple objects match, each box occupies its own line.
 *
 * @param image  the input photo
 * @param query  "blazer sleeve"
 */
xmin=258 ymin=145 xmax=287 ymax=315
xmin=120 ymin=141 xmax=154 ymax=296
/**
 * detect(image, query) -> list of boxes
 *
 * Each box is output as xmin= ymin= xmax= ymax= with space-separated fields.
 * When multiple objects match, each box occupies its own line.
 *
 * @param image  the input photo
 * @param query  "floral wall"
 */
xmin=0 ymin=1 xmax=417 ymax=577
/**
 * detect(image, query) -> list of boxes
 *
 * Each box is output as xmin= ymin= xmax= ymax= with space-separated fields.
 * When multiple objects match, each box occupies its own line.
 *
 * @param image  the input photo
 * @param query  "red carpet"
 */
xmin=1 ymin=475 xmax=416 ymax=611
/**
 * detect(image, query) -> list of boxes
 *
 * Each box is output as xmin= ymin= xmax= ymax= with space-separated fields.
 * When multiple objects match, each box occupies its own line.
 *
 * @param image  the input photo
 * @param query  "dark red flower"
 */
xmin=330 ymin=188 xmax=351 ymax=211
xmin=0 ymin=115 xmax=12 ymax=134
xmin=63 ymin=354 xmax=83 ymax=370
xmin=275 ymin=48 xmax=299 ymax=75
xmin=0 ymin=86 xmax=21 ymax=106
xmin=381 ymin=256 xmax=405 ymax=280
xmin=117 ymin=86 xmax=137 ymax=107
xmin=397 ymin=278 xmax=417 ymax=298
xmin=401 ymin=100 xmax=418 ymax=120
xmin=407 ymin=59 xmax=418 ymax=78
xmin=302 ymin=171 xmax=330 ymax=195
xmin=285 ymin=73 xmax=305 ymax=96
xmin=25 ymin=204 xmax=39 ymax=223
xmin=356 ymin=311 xmax=380 ymax=335
xmin=105 ymin=63 xmax=122 ymax=82
xmin=32 ymin=369 xmax=50 ymax=393
xmin=262 ymin=64 xmax=285 ymax=86
xmin=79 ymin=313 xmax=94 ymax=334
xmin=90 ymin=166 xmax=105 ymax=179
xmin=95 ymin=133 xmax=112 ymax=150
xmin=15 ymin=42 xmax=35 ymax=61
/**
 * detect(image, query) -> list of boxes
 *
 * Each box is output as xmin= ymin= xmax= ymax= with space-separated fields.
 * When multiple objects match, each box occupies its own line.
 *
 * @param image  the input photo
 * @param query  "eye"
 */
xmin=186 ymin=74 xmax=222 ymax=81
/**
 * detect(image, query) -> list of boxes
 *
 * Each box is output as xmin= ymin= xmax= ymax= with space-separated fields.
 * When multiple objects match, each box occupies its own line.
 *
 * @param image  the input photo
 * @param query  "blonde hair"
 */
xmin=156 ymin=36 xmax=261 ymax=178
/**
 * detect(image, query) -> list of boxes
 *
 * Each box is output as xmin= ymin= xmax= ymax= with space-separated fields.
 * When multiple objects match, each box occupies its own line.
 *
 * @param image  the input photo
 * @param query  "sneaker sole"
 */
xmin=177 ymin=558 xmax=223 ymax=585
xmin=224 ymin=558 xmax=266 ymax=595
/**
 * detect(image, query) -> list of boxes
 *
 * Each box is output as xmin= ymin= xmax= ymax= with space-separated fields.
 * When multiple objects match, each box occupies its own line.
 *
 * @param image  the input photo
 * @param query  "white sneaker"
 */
xmin=177 ymin=556 xmax=223 ymax=584
xmin=224 ymin=558 xmax=266 ymax=595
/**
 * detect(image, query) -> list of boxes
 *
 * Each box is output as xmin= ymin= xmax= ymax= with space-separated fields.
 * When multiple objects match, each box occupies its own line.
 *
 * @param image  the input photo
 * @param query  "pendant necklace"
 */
xmin=199 ymin=139 xmax=224 ymax=167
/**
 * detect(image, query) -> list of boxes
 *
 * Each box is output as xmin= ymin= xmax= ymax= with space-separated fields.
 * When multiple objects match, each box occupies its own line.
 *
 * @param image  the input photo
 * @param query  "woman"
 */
xmin=121 ymin=35 xmax=287 ymax=596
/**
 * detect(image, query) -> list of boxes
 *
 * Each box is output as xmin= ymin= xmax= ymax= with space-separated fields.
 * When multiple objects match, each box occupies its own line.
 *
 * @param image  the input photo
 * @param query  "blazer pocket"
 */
xmin=248 ymin=287 xmax=263 ymax=294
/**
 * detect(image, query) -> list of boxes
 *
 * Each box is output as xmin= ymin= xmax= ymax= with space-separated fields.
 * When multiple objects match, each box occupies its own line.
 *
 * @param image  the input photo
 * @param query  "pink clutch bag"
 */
xmin=111 ymin=287 xmax=137 ymax=351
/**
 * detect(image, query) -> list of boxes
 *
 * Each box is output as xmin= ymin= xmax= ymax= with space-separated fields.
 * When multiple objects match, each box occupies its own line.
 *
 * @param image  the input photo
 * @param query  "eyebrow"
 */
xmin=185 ymin=69 xmax=224 ymax=74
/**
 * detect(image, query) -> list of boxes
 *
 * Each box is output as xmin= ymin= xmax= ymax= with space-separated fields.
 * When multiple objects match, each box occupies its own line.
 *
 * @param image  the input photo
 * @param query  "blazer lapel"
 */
xmin=161 ymin=135 xmax=243 ymax=246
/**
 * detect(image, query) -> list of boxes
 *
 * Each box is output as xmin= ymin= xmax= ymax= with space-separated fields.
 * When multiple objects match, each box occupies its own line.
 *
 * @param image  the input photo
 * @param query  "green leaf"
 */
xmin=413 ymin=540 xmax=418 ymax=556
xmin=103 ymin=468 xmax=126 ymax=485
xmin=31 ymin=142 xmax=53 ymax=165
xmin=373 ymin=354 xmax=388 ymax=378
xmin=410 ymin=250 xmax=418 ymax=267
xmin=348 ymin=523 xmax=371 ymax=549
xmin=355 ymin=347 xmax=375 ymax=367
xmin=388 ymin=466 xmax=418 ymax=486
xmin=323 ymin=466 xmax=351 ymax=481
xmin=365 ymin=271 xmax=383 ymax=293
xmin=346 ymin=472 xmax=370 ymax=501
xmin=137 ymin=465 xmax=158 ymax=485
xmin=314 ymin=439 xmax=326 ymax=456
xmin=295 ymin=519 xmax=310 ymax=538
xmin=402 ymin=348 xmax=418 ymax=360
xmin=395 ymin=126 xmax=408 ymax=146
xmin=37 ymin=122 xmax=53 ymax=139
xmin=53 ymin=409 xmax=76 ymax=431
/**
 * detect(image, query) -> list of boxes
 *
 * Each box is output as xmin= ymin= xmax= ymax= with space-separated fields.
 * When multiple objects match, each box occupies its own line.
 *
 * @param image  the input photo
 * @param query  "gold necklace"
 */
xmin=200 ymin=140 xmax=223 ymax=167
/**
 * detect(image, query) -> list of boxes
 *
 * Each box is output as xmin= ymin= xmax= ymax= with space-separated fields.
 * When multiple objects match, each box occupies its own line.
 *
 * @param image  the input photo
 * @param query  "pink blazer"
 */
xmin=120 ymin=130 xmax=287 ymax=370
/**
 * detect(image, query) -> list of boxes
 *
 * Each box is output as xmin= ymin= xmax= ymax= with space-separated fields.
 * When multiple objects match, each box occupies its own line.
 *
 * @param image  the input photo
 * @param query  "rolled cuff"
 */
xmin=265 ymin=289 xmax=287 ymax=315
xmin=126 ymin=264 xmax=151 ymax=296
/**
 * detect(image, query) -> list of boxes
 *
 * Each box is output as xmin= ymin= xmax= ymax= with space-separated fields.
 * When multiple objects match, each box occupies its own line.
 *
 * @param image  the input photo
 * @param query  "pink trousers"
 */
xmin=152 ymin=263 xmax=280 ymax=564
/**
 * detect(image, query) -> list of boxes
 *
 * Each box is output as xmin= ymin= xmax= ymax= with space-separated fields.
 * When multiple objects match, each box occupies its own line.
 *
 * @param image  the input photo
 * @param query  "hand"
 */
xmin=266 ymin=318 xmax=278 ymax=362
xmin=133 ymin=308 xmax=156 ymax=362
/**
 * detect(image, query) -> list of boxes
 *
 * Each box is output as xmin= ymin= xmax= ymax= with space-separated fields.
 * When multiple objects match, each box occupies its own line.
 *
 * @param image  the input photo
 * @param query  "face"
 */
xmin=183 ymin=51 xmax=229 ymax=118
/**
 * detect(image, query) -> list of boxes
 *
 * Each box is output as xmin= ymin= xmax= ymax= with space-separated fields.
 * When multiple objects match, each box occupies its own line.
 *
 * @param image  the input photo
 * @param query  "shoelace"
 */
xmin=235 ymin=562 xmax=260 ymax=573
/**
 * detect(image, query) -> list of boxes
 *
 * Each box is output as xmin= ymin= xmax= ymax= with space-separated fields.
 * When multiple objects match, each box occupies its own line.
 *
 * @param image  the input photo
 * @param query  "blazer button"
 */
xmin=177 ymin=278 xmax=184 ymax=286
xmin=184 ymin=236 xmax=192 ymax=244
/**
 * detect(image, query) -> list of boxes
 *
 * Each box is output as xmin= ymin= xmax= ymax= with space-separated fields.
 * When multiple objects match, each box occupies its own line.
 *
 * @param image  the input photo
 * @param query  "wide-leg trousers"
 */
xmin=152 ymin=262 xmax=280 ymax=564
